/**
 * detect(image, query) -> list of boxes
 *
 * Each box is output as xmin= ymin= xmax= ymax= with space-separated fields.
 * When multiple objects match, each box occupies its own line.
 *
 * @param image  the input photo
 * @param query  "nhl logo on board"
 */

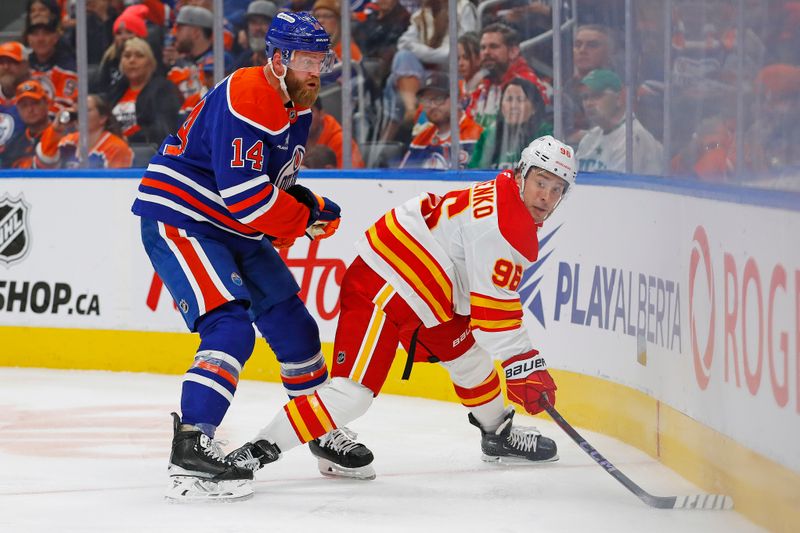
xmin=0 ymin=195 xmax=31 ymax=266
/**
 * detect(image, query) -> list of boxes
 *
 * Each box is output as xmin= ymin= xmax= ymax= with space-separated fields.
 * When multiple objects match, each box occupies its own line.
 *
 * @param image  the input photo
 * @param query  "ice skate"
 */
xmin=469 ymin=407 xmax=559 ymax=464
xmin=165 ymin=412 xmax=254 ymax=503
xmin=227 ymin=439 xmax=282 ymax=472
xmin=309 ymin=427 xmax=376 ymax=480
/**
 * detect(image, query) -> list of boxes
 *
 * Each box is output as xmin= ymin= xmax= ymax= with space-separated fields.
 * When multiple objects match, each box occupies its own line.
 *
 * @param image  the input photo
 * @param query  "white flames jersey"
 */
xmin=355 ymin=170 xmax=539 ymax=360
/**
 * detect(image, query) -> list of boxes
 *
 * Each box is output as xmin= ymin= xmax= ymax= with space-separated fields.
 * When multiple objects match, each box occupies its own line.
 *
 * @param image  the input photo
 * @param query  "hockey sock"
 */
xmin=453 ymin=369 xmax=505 ymax=432
xmin=254 ymin=393 xmax=332 ymax=453
xmin=280 ymin=351 xmax=329 ymax=397
xmin=254 ymin=295 xmax=326 ymax=396
xmin=181 ymin=302 xmax=255 ymax=435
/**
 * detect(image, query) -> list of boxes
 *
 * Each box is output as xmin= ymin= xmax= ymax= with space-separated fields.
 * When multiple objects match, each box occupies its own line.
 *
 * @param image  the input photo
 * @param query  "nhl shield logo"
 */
xmin=0 ymin=195 xmax=31 ymax=266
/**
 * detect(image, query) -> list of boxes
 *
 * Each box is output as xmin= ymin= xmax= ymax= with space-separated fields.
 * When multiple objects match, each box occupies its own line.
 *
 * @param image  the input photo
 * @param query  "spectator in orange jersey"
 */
xmin=0 ymin=80 xmax=55 ymax=168
xmin=308 ymin=98 xmax=365 ymax=168
xmin=24 ymin=18 xmax=78 ymax=115
xmin=400 ymin=72 xmax=483 ymax=169
xmin=34 ymin=94 xmax=134 ymax=168
xmin=109 ymin=37 xmax=181 ymax=145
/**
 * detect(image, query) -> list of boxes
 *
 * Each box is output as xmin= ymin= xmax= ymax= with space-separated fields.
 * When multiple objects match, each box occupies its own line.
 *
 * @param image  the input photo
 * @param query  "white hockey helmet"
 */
xmin=517 ymin=135 xmax=577 ymax=195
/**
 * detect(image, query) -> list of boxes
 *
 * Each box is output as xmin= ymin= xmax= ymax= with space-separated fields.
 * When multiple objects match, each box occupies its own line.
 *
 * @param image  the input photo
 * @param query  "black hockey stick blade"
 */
xmin=538 ymin=395 xmax=733 ymax=510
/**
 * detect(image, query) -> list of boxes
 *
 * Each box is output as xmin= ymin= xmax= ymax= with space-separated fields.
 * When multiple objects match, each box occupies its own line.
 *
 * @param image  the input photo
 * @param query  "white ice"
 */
xmin=0 ymin=368 xmax=763 ymax=533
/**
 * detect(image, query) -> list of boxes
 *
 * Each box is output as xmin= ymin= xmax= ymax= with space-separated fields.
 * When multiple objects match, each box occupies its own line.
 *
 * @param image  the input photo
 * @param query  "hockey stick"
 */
xmin=538 ymin=395 xmax=733 ymax=510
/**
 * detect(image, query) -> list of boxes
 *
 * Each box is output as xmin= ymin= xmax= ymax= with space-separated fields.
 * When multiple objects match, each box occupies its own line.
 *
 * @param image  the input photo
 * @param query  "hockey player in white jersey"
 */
xmin=227 ymin=135 xmax=577 ymax=479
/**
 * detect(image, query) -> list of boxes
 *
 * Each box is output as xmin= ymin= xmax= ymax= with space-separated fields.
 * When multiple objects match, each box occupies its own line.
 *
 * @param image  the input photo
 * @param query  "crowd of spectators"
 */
xmin=0 ymin=0 xmax=797 ymax=189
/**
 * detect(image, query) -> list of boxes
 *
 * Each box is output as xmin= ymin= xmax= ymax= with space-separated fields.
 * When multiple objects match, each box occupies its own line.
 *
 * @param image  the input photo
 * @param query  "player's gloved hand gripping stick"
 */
xmin=502 ymin=349 xmax=556 ymax=415
xmin=284 ymin=184 xmax=341 ymax=241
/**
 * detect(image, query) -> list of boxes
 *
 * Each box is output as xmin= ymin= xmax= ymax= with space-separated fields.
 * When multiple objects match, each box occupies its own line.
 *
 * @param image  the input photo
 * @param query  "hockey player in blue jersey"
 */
xmin=132 ymin=11 xmax=374 ymax=502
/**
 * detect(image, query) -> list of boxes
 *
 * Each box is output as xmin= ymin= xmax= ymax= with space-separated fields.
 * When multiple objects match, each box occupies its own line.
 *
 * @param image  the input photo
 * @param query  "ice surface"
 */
xmin=0 ymin=368 xmax=763 ymax=533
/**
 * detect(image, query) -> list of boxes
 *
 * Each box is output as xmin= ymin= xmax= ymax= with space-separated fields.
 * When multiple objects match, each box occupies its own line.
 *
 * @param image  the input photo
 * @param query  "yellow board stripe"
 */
xmin=470 ymin=318 xmax=521 ymax=330
xmin=308 ymin=394 xmax=335 ymax=433
xmin=367 ymin=221 xmax=451 ymax=322
xmin=285 ymin=400 xmax=313 ymax=442
xmin=470 ymin=295 xmax=522 ymax=311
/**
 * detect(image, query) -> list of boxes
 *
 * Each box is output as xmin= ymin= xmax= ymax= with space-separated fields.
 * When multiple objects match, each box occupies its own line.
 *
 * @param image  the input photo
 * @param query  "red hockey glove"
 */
xmin=501 ymin=349 xmax=557 ymax=415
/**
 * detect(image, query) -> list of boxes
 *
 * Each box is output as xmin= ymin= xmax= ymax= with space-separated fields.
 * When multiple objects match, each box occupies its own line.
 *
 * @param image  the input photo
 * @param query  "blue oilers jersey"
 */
xmin=132 ymin=66 xmax=313 ymax=242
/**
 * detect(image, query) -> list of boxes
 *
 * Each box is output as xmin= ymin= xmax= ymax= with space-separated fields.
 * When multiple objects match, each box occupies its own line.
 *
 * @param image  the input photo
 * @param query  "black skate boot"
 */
xmin=165 ymin=412 xmax=254 ymax=502
xmin=308 ymin=427 xmax=376 ymax=480
xmin=469 ymin=407 xmax=559 ymax=464
xmin=226 ymin=440 xmax=282 ymax=472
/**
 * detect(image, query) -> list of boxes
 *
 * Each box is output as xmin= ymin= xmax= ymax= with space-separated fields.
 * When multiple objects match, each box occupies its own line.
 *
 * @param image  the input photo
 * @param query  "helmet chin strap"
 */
xmin=267 ymin=58 xmax=290 ymax=101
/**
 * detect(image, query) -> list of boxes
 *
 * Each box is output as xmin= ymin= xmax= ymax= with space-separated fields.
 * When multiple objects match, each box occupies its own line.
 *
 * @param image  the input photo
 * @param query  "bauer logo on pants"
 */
xmin=0 ymin=195 xmax=31 ymax=266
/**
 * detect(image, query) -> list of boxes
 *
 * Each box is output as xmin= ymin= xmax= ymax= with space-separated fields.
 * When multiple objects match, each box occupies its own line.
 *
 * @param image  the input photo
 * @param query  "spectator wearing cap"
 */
xmin=108 ymin=37 xmax=181 ymax=145
xmin=91 ymin=4 xmax=150 ymax=97
xmin=188 ymin=0 xmax=240 ymax=55
xmin=399 ymin=72 xmax=483 ymax=169
xmin=0 ymin=79 xmax=55 ymax=168
xmin=738 ymin=64 xmax=800 ymax=179
xmin=24 ymin=17 xmax=79 ymax=115
xmin=233 ymin=0 xmax=278 ymax=69
xmin=380 ymin=0 xmax=477 ymax=142
xmin=165 ymin=5 xmax=232 ymax=106
xmin=0 ymin=42 xmax=32 ymax=106
xmin=312 ymin=0 xmax=363 ymax=66
xmin=308 ymin=98 xmax=365 ymax=169
xmin=575 ymin=68 xmax=663 ymax=175
xmin=0 ymin=42 xmax=32 ymax=161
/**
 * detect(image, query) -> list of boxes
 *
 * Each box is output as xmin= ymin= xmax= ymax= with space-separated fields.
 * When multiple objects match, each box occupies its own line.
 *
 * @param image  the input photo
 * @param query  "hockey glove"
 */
xmin=501 ymin=349 xmax=557 ymax=416
xmin=284 ymin=184 xmax=341 ymax=240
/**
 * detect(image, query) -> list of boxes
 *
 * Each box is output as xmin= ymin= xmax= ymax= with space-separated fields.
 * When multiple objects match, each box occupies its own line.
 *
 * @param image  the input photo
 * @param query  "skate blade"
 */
xmin=165 ymin=476 xmax=254 ymax=503
xmin=317 ymin=458 xmax=376 ymax=480
xmin=481 ymin=453 xmax=560 ymax=465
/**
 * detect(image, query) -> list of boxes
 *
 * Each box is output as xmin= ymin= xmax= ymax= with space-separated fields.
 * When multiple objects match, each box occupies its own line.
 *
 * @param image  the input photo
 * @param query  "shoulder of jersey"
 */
xmin=226 ymin=67 xmax=289 ymax=134
xmin=495 ymin=170 xmax=538 ymax=262
xmin=57 ymin=132 xmax=79 ymax=147
xmin=461 ymin=116 xmax=484 ymax=141
xmin=410 ymin=122 xmax=437 ymax=146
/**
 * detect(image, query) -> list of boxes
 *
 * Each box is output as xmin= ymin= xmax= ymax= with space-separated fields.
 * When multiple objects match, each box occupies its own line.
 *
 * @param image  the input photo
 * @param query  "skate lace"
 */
xmin=319 ymin=427 xmax=361 ymax=454
xmin=199 ymin=434 xmax=230 ymax=464
xmin=507 ymin=426 xmax=541 ymax=453
xmin=231 ymin=446 xmax=262 ymax=471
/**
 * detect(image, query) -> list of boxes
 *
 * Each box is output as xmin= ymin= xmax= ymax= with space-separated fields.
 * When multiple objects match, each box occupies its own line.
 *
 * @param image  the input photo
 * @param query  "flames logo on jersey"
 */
xmin=274 ymin=145 xmax=305 ymax=190
xmin=0 ymin=195 xmax=31 ymax=266
xmin=517 ymin=225 xmax=561 ymax=328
